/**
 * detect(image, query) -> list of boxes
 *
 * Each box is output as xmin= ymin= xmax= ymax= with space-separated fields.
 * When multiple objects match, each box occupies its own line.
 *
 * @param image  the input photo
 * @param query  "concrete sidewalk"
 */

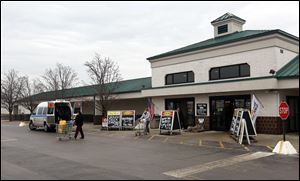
xmin=82 ymin=122 xmax=299 ymax=152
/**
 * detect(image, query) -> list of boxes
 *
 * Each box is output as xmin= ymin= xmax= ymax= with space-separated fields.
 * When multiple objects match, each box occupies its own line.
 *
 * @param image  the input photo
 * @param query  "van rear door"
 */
xmin=55 ymin=102 xmax=72 ymax=123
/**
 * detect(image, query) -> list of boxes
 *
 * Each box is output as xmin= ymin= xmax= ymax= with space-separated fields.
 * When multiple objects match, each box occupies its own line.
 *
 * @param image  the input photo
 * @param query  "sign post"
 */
xmin=279 ymin=101 xmax=289 ymax=141
xmin=272 ymin=101 xmax=297 ymax=155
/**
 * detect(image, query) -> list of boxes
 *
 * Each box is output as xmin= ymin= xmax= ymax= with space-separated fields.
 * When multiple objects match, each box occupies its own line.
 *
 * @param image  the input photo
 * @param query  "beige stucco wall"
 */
xmin=150 ymin=34 xmax=298 ymax=88
xmin=279 ymin=89 xmax=299 ymax=102
xmin=142 ymin=78 xmax=279 ymax=97
xmin=151 ymin=90 xmax=288 ymax=117
xmin=151 ymin=46 xmax=298 ymax=88
xmin=278 ymin=79 xmax=299 ymax=89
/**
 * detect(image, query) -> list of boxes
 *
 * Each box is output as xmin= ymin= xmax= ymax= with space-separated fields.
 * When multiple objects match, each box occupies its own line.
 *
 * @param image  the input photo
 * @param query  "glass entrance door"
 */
xmin=287 ymin=96 xmax=299 ymax=132
xmin=165 ymin=98 xmax=195 ymax=129
xmin=211 ymin=100 xmax=225 ymax=131
xmin=210 ymin=95 xmax=250 ymax=131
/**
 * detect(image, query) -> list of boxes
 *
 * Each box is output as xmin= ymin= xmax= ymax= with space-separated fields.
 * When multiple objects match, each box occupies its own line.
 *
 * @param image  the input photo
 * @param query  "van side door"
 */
xmin=36 ymin=107 xmax=44 ymax=126
xmin=42 ymin=107 xmax=48 ymax=126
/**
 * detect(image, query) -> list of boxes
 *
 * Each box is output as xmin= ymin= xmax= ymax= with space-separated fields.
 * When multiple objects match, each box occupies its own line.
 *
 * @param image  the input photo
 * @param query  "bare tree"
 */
xmin=56 ymin=63 xmax=78 ymax=98
xmin=1 ymin=69 xmax=26 ymax=121
xmin=84 ymin=53 xmax=122 ymax=117
xmin=32 ymin=78 xmax=47 ymax=94
xmin=41 ymin=63 xmax=78 ymax=99
xmin=19 ymin=77 xmax=44 ymax=114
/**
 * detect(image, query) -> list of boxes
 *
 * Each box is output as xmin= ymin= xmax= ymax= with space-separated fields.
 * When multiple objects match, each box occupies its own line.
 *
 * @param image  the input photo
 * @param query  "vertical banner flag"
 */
xmin=251 ymin=94 xmax=262 ymax=125
xmin=147 ymin=98 xmax=155 ymax=121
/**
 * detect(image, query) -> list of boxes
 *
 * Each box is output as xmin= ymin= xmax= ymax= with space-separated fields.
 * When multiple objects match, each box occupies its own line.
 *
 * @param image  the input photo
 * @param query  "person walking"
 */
xmin=139 ymin=108 xmax=150 ymax=135
xmin=74 ymin=111 xmax=84 ymax=139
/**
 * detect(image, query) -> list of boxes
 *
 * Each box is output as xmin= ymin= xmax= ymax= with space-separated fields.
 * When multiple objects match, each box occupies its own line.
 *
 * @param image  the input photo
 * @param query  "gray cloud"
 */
xmin=1 ymin=1 xmax=299 ymax=84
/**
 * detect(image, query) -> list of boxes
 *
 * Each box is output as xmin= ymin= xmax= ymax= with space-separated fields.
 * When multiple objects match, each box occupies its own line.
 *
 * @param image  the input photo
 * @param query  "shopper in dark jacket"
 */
xmin=74 ymin=111 xmax=84 ymax=139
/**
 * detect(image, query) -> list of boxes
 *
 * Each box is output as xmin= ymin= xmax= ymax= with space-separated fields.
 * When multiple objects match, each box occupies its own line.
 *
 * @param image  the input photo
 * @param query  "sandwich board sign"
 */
xmin=159 ymin=110 xmax=181 ymax=135
xmin=231 ymin=108 xmax=257 ymax=144
xmin=242 ymin=109 xmax=257 ymax=137
xmin=239 ymin=119 xmax=251 ymax=145
xmin=230 ymin=108 xmax=243 ymax=134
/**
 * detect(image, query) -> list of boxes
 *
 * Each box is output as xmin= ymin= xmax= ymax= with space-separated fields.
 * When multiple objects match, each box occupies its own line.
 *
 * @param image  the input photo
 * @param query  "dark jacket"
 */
xmin=75 ymin=114 xmax=84 ymax=127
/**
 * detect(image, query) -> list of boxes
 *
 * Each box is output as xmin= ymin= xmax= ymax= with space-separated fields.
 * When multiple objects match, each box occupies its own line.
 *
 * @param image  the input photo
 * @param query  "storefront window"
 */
xmin=220 ymin=65 xmax=239 ymax=79
xmin=165 ymin=71 xmax=194 ymax=85
xmin=174 ymin=73 xmax=187 ymax=84
xmin=166 ymin=74 xmax=173 ymax=85
xmin=240 ymin=64 xmax=250 ymax=77
xmin=210 ymin=68 xmax=219 ymax=80
xmin=209 ymin=63 xmax=250 ymax=80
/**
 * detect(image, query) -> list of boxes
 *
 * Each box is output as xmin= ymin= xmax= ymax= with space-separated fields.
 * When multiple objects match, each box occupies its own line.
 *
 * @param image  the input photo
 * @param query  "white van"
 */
xmin=29 ymin=100 xmax=74 ymax=132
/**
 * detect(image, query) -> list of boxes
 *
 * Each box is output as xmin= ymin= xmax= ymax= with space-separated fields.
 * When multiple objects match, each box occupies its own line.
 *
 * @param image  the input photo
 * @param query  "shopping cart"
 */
xmin=134 ymin=119 xmax=145 ymax=136
xmin=56 ymin=121 xmax=73 ymax=141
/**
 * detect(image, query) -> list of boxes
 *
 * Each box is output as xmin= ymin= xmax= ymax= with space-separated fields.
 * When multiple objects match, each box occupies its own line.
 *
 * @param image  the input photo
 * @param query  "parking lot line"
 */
xmin=183 ymin=175 xmax=203 ymax=180
xmin=243 ymin=145 xmax=250 ymax=151
xmin=163 ymin=152 xmax=274 ymax=178
xmin=266 ymin=146 xmax=273 ymax=151
xmin=198 ymin=139 xmax=202 ymax=146
xmin=179 ymin=137 xmax=188 ymax=145
xmin=148 ymin=135 xmax=155 ymax=141
xmin=162 ymin=137 xmax=168 ymax=143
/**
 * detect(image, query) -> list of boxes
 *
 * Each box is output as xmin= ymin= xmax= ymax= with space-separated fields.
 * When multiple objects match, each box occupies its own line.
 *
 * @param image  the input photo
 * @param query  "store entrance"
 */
xmin=287 ymin=96 xmax=299 ymax=132
xmin=210 ymin=95 xmax=251 ymax=131
xmin=165 ymin=98 xmax=195 ymax=129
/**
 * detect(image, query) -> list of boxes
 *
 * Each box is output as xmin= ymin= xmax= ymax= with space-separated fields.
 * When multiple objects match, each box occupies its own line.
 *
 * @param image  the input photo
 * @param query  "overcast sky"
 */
xmin=1 ymin=1 xmax=299 ymax=86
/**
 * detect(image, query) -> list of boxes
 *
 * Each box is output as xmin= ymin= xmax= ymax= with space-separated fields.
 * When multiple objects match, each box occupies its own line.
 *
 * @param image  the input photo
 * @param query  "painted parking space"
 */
xmin=163 ymin=152 xmax=275 ymax=179
xmin=84 ymin=130 xmax=277 ymax=153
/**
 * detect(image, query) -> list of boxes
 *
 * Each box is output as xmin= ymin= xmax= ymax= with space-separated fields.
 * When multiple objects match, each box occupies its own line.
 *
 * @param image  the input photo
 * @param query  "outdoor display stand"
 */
xmin=230 ymin=109 xmax=257 ymax=145
xmin=107 ymin=111 xmax=122 ymax=130
xmin=121 ymin=110 xmax=135 ymax=130
xmin=105 ymin=110 xmax=135 ymax=130
xmin=159 ymin=110 xmax=181 ymax=135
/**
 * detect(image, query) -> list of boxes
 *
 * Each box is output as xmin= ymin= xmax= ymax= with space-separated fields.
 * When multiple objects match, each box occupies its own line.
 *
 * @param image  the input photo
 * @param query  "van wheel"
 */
xmin=29 ymin=121 xmax=36 ymax=130
xmin=44 ymin=123 xmax=50 ymax=132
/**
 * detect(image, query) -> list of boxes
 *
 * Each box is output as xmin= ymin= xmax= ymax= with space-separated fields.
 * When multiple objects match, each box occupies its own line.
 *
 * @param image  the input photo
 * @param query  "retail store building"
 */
xmin=144 ymin=13 xmax=299 ymax=134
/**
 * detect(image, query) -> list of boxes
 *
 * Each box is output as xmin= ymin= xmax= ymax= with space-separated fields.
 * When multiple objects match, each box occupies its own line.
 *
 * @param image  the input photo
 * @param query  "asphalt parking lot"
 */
xmin=1 ymin=120 xmax=299 ymax=180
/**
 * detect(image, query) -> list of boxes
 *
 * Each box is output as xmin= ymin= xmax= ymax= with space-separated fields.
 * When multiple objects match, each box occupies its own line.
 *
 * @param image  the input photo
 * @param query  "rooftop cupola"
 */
xmin=211 ymin=13 xmax=246 ymax=38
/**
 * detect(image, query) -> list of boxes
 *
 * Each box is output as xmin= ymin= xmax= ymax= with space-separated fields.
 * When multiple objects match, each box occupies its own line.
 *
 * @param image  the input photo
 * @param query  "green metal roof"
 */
xmin=29 ymin=77 xmax=152 ymax=101
xmin=147 ymin=29 xmax=299 ymax=61
xmin=211 ymin=12 xmax=245 ymax=24
xmin=276 ymin=55 xmax=299 ymax=79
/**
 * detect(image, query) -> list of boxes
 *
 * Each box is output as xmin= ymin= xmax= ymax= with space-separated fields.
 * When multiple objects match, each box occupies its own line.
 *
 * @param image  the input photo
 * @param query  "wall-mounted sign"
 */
xmin=196 ymin=103 xmax=207 ymax=116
